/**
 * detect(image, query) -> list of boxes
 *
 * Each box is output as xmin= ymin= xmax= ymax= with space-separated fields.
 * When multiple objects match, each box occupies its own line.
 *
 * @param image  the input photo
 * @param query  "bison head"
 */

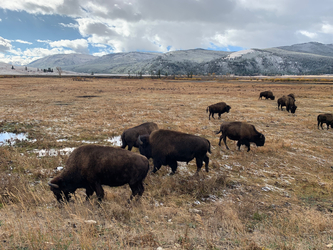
xmin=255 ymin=133 xmax=265 ymax=147
xmin=137 ymin=134 xmax=152 ymax=159
xmin=48 ymin=179 xmax=71 ymax=202
xmin=226 ymin=105 xmax=231 ymax=113
xmin=270 ymin=96 xmax=275 ymax=100
xmin=290 ymin=105 xmax=297 ymax=114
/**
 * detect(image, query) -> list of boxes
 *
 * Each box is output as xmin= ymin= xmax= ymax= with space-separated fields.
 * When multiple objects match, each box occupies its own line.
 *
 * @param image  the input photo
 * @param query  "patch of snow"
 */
xmin=226 ymin=49 xmax=255 ymax=60
xmin=33 ymin=147 xmax=75 ymax=157
xmin=106 ymin=136 xmax=122 ymax=147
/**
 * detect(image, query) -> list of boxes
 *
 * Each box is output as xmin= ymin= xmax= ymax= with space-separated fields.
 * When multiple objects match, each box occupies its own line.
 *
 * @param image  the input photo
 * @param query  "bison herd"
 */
xmin=49 ymin=90 xmax=332 ymax=203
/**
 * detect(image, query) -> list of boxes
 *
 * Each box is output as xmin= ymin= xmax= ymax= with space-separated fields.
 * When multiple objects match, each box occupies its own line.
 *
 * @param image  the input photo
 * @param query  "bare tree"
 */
xmin=56 ymin=67 xmax=62 ymax=77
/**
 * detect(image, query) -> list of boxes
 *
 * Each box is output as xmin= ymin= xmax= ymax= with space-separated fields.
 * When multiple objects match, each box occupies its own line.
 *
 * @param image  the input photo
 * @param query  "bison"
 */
xmin=317 ymin=113 xmax=333 ymax=129
xmin=121 ymin=122 xmax=159 ymax=151
xmin=206 ymin=102 xmax=231 ymax=120
xmin=48 ymin=145 xmax=149 ymax=202
xmin=259 ymin=91 xmax=275 ymax=100
xmin=137 ymin=129 xmax=211 ymax=175
xmin=277 ymin=95 xmax=297 ymax=113
xmin=215 ymin=121 xmax=265 ymax=152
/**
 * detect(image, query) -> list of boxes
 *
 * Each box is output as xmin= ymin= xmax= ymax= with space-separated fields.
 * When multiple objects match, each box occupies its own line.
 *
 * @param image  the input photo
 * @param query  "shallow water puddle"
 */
xmin=0 ymin=132 xmax=28 ymax=145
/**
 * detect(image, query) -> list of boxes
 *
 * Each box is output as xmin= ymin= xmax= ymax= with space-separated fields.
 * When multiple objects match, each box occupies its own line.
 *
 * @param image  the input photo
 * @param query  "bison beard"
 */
xmin=48 ymin=145 xmax=149 ymax=203
xmin=138 ymin=129 xmax=211 ymax=175
xmin=215 ymin=121 xmax=265 ymax=152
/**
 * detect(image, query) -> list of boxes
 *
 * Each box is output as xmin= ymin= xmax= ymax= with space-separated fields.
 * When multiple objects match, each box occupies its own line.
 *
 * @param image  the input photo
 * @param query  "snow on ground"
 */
xmin=0 ymin=62 xmax=87 ymax=76
xmin=226 ymin=49 xmax=255 ymax=59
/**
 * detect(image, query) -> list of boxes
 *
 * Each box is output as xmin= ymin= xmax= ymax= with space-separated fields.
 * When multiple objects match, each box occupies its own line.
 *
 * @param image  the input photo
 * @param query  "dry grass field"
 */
xmin=0 ymin=76 xmax=332 ymax=249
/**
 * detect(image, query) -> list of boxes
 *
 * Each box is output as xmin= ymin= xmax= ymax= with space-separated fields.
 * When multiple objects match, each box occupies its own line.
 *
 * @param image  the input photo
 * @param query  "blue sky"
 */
xmin=1 ymin=0 xmax=333 ymax=65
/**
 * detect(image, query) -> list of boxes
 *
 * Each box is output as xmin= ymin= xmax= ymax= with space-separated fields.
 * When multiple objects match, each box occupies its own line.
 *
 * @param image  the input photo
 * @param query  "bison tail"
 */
xmin=206 ymin=107 xmax=208 ymax=113
xmin=207 ymin=140 xmax=211 ymax=154
xmin=214 ymin=129 xmax=221 ymax=135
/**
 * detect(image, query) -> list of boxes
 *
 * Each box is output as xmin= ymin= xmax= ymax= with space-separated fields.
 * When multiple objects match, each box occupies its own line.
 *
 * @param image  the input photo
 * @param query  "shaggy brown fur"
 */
xmin=277 ymin=95 xmax=297 ymax=113
xmin=259 ymin=91 xmax=275 ymax=100
xmin=206 ymin=102 xmax=231 ymax=120
xmin=138 ymin=129 xmax=211 ymax=175
xmin=215 ymin=121 xmax=265 ymax=152
xmin=317 ymin=113 xmax=333 ymax=129
xmin=48 ymin=145 xmax=149 ymax=202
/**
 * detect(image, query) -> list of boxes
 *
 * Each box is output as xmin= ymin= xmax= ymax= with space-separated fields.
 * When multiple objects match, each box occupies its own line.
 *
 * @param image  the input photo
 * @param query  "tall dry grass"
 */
xmin=0 ymin=77 xmax=332 ymax=249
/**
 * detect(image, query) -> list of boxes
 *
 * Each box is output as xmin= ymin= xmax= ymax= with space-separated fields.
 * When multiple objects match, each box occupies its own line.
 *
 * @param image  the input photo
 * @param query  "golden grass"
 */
xmin=0 ymin=77 xmax=332 ymax=249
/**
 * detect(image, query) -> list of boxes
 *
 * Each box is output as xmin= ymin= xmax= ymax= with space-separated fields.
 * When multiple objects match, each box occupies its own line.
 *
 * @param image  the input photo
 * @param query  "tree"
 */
xmin=56 ymin=67 xmax=62 ymax=77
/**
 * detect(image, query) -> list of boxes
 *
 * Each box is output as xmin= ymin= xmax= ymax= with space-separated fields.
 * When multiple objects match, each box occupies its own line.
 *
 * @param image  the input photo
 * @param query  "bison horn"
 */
xmin=137 ymin=135 xmax=143 ymax=145
xmin=48 ymin=182 xmax=59 ymax=189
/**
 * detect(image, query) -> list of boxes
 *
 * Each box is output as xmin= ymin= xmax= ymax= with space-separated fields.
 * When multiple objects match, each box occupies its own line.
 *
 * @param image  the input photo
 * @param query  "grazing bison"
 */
xmin=259 ymin=91 xmax=275 ymax=100
xmin=206 ymin=102 xmax=231 ymax=120
xmin=215 ymin=121 xmax=265 ymax=152
xmin=317 ymin=113 xmax=333 ymax=129
xmin=277 ymin=95 xmax=297 ymax=113
xmin=121 ymin=122 xmax=159 ymax=151
xmin=137 ymin=129 xmax=211 ymax=175
xmin=48 ymin=145 xmax=149 ymax=202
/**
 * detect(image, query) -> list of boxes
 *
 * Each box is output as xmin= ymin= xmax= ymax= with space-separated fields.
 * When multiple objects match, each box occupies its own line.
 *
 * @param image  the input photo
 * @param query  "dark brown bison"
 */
xmin=121 ymin=122 xmax=159 ymax=151
xmin=48 ymin=145 xmax=149 ymax=202
xmin=277 ymin=95 xmax=297 ymax=113
xmin=137 ymin=129 xmax=211 ymax=175
xmin=259 ymin=91 xmax=275 ymax=100
xmin=215 ymin=121 xmax=265 ymax=152
xmin=317 ymin=113 xmax=333 ymax=129
xmin=206 ymin=102 xmax=231 ymax=120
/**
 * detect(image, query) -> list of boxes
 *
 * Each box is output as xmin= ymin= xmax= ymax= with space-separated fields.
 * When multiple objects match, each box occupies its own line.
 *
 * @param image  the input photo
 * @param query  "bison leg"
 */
xmin=127 ymin=144 xmax=133 ymax=151
xmin=211 ymin=113 xmax=215 ymax=119
xmin=218 ymin=113 xmax=221 ymax=119
xmin=203 ymin=155 xmax=209 ymax=172
xmin=169 ymin=161 xmax=178 ymax=175
xmin=129 ymin=182 xmax=144 ymax=200
xmin=222 ymin=135 xmax=229 ymax=150
xmin=245 ymin=141 xmax=251 ymax=152
xmin=94 ymin=182 xmax=105 ymax=201
xmin=195 ymin=157 xmax=203 ymax=173
xmin=236 ymin=140 xmax=242 ymax=151
xmin=152 ymin=159 xmax=162 ymax=173
xmin=85 ymin=186 xmax=94 ymax=200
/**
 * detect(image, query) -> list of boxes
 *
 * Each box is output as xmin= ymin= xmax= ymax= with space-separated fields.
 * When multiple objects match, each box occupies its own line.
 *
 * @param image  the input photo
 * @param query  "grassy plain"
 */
xmin=0 ymin=76 xmax=332 ymax=249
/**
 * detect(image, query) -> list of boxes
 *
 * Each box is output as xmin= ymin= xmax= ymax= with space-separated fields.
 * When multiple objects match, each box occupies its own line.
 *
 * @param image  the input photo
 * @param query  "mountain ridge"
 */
xmin=25 ymin=42 xmax=333 ymax=76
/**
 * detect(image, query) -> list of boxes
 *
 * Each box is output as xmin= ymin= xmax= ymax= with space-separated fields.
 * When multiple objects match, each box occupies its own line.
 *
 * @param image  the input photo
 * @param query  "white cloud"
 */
xmin=297 ymin=30 xmax=317 ymax=39
xmin=15 ymin=40 xmax=33 ymax=45
xmin=0 ymin=36 xmax=12 ymax=53
xmin=321 ymin=23 xmax=333 ymax=34
xmin=2 ymin=0 xmax=333 ymax=64
xmin=59 ymin=23 xmax=79 ymax=29
xmin=49 ymin=39 xmax=89 ymax=54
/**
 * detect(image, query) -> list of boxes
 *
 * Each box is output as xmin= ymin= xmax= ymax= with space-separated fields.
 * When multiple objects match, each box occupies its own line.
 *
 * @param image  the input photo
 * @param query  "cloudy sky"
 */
xmin=1 ymin=0 xmax=333 ymax=65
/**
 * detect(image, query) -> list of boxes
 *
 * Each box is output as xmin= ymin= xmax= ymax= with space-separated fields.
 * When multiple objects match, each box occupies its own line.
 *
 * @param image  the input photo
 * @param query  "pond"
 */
xmin=0 ymin=132 xmax=28 ymax=145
